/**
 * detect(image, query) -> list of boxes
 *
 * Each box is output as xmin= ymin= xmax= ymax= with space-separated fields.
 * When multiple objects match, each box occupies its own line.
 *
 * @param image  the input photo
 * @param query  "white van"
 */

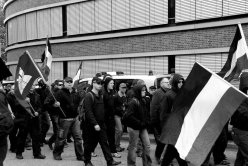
xmin=78 ymin=74 xmax=171 ymax=90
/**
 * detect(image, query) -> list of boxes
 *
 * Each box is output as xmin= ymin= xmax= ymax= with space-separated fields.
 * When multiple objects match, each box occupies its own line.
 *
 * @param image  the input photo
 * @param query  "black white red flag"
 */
xmin=72 ymin=61 xmax=82 ymax=88
xmin=218 ymin=24 xmax=248 ymax=81
xmin=41 ymin=37 xmax=52 ymax=81
xmin=160 ymin=62 xmax=246 ymax=166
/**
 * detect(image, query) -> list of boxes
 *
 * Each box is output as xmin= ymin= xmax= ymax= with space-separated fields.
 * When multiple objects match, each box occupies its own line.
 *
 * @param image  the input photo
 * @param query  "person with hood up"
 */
xmin=103 ymin=77 xmax=121 ymax=158
xmin=160 ymin=73 xmax=187 ymax=166
xmin=230 ymin=72 xmax=248 ymax=166
xmin=124 ymin=84 xmax=152 ymax=166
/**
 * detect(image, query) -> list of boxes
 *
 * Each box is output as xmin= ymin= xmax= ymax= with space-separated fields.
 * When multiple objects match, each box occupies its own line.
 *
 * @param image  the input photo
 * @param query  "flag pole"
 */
xmin=25 ymin=51 xmax=67 ymax=118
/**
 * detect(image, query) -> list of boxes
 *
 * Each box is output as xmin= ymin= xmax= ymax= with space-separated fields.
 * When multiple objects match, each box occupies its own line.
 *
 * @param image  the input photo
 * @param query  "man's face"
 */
xmin=64 ymin=80 xmax=73 ymax=89
xmin=93 ymin=80 xmax=102 ymax=91
xmin=160 ymin=78 xmax=170 ymax=89
xmin=177 ymin=79 xmax=184 ymax=89
xmin=141 ymin=87 xmax=146 ymax=97
xmin=119 ymin=85 xmax=127 ymax=93
xmin=57 ymin=82 xmax=64 ymax=89
xmin=149 ymin=88 xmax=156 ymax=95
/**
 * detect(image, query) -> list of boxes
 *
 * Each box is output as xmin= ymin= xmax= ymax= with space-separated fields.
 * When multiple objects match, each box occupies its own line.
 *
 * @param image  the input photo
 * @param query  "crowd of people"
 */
xmin=0 ymin=71 xmax=248 ymax=166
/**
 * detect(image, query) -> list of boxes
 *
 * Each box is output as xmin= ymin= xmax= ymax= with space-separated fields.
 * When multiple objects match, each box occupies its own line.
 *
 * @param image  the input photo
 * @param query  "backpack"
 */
xmin=78 ymin=92 xmax=94 ymax=123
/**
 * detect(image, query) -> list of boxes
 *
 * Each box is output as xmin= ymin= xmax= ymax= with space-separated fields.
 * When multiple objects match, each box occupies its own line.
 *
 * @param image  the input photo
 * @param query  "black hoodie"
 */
xmin=160 ymin=73 xmax=184 ymax=128
xmin=230 ymin=72 xmax=248 ymax=131
xmin=124 ymin=85 xmax=150 ymax=130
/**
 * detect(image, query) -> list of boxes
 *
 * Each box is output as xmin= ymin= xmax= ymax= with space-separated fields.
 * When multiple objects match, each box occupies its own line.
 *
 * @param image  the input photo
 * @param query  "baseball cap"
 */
xmin=92 ymin=77 xmax=103 ymax=84
xmin=119 ymin=83 xmax=127 ymax=88
xmin=64 ymin=77 xmax=73 ymax=83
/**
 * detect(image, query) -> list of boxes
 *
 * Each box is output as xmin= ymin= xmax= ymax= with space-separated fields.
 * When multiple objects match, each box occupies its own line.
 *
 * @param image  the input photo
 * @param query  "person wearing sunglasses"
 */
xmin=44 ymin=79 xmax=63 ymax=150
xmin=83 ymin=77 xmax=121 ymax=166
xmin=53 ymin=77 xmax=84 ymax=161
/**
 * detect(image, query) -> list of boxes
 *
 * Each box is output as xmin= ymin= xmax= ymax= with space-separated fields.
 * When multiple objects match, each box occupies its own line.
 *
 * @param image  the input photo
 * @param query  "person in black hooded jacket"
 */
xmin=125 ymin=84 xmax=152 ymax=166
xmin=160 ymin=73 xmax=188 ymax=166
xmin=103 ymin=77 xmax=121 ymax=158
xmin=230 ymin=72 xmax=248 ymax=166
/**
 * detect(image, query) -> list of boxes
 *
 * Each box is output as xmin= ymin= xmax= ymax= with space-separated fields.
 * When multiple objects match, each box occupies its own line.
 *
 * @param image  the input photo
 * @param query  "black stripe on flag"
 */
xmin=186 ymin=87 xmax=245 ymax=165
xmin=160 ymin=63 xmax=212 ymax=145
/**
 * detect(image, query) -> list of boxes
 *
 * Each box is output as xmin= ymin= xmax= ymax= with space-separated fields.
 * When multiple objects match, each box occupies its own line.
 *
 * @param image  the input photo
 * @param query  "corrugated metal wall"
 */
xmin=175 ymin=53 xmax=228 ymax=79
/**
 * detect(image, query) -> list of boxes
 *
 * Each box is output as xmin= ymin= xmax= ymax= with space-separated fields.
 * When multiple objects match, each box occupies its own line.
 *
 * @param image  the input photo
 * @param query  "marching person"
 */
xmin=103 ymin=77 xmax=121 ymax=158
xmin=35 ymin=78 xmax=51 ymax=145
xmin=231 ymin=72 xmax=248 ymax=166
xmin=160 ymin=74 xmax=187 ymax=166
xmin=53 ymin=77 xmax=84 ymax=161
xmin=0 ymin=81 xmax=14 ymax=166
xmin=44 ymin=79 xmax=63 ymax=150
xmin=150 ymin=77 xmax=170 ymax=164
xmin=15 ymin=84 xmax=46 ymax=159
xmin=114 ymin=82 xmax=127 ymax=152
xmin=124 ymin=84 xmax=152 ymax=166
xmin=83 ymin=77 xmax=121 ymax=166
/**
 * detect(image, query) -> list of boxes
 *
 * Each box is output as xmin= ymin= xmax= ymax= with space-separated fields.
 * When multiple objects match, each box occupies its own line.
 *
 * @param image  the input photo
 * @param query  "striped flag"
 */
xmin=72 ymin=61 xmax=82 ymax=88
xmin=218 ymin=24 xmax=248 ymax=81
xmin=41 ymin=37 xmax=52 ymax=81
xmin=160 ymin=62 xmax=246 ymax=166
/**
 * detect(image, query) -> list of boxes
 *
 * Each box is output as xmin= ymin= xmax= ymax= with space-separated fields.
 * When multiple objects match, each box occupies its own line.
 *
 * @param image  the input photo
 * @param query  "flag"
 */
xmin=15 ymin=51 xmax=42 ymax=108
xmin=160 ymin=62 xmax=246 ymax=166
xmin=40 ymin=37 xmax=52 ymax=81
xmin=0 ymin=58 xmax=12 ymax=81
xmin=72 ymin=61 xmax=82 ymax=88
xmin=218 ymin=24 xmax=248 ymax=81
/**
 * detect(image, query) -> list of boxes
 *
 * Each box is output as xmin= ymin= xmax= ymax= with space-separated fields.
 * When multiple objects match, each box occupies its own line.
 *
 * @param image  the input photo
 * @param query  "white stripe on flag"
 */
xmin=175 ymin=74 xmax=230 ymax=160
xmin=46 ymin=46 xmax=52 ymax=70
xmin=224 ymin=28 xmax=248 ymax=78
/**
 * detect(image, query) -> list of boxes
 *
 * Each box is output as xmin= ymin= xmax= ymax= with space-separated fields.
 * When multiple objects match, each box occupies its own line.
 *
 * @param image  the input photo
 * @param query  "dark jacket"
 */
xmin=27 ymin=90 xmax=42 ymax=114
xmin=103 ymin=89 xmax=115 ymax=120
xmin=150 ymin=87 xmax=169 ymax=133
xmin=44 ymin=87 xmax=60 ymax=116
xmin=160 ymin=74 xmax=184 ymax=128
xmin=55 ymin=88 xmax=81 ymax=118
xmin=231 ymin=98 xmax=248 ymax=131
xmin=84 ymin=91 xmax=105 ymax=127
xmin=114 ymin=92 xmax=127 ymax=117
xmin=35 ymin=85 xmax=50 ymax=111
xmin=124 ymin=85 xmax=150 ymax=130
xmin=6 ymin=91 xmax=29 ymax=119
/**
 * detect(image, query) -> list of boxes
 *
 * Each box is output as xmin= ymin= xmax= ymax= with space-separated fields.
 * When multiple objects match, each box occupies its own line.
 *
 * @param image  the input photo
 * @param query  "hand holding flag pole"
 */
xmin=25 ymin=51 xmax=67 ymax=118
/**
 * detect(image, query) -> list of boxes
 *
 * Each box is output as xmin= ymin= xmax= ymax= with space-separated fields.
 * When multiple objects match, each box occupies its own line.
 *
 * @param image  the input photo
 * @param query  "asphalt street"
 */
xmin=4 ymin=133 xmax=238 ymax=166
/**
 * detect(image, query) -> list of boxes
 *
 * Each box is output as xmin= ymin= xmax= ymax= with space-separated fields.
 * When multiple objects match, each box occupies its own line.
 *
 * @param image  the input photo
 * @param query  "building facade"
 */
xmin=4 ymin=0 xmax=248 ymax=84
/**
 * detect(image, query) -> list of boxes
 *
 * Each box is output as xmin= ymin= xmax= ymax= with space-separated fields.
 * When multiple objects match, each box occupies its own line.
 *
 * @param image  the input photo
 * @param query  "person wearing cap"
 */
xmin=52 ymin=77 xmax=84 ymax=161
xmin=150 ymin=77 xmax=170 ymax=164
xmin=113 ymin=82 xmax=127 ymax=152
xmin=44 ymin=79 xmax=63 ymax=150
xmin=83 ymin=77 xmax=121 ymax=166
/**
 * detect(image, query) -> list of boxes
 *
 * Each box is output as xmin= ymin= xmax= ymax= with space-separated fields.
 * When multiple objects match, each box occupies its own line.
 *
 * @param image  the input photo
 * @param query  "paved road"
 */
xmin=4 ymin=134 xmax=238 ymax=166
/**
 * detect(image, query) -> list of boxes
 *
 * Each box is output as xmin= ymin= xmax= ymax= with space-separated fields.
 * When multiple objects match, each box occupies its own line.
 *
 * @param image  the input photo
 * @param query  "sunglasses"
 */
xmin=66 ymin=81 xmax=73 ymax=83
xmin=120 ymin=87 xmax=127 ymax=89
xmin=93 ymin=81 xmax=102 ymax=85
